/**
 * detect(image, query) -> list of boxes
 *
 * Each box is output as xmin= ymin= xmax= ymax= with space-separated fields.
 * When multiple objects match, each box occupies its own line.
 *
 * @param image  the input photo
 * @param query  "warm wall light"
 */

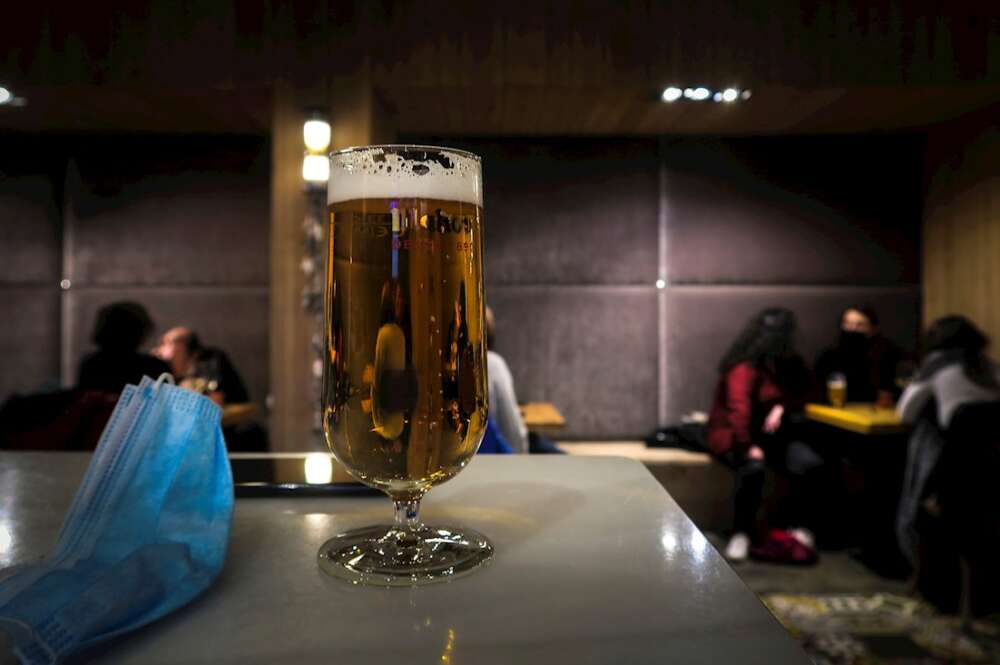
xmin=304 ymin=453 xmax=334 ymax=484
xmin=303 ymin=154 xmax=329 ymax=183
xmin=0 ymin=87 xmax=11 ymax=105
xmin=303 ymin=119 xmax=331 ymax=153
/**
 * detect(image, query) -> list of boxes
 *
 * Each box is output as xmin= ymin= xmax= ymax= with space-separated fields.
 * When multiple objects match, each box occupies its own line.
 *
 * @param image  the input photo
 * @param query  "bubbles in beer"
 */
xmin=323 ymin=196 xmax=487 ymax=500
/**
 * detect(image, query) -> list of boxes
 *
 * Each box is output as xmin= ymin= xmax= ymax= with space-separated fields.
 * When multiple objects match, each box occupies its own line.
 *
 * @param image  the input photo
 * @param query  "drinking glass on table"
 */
xmin=826 ymin=373 xmax=847 ymax=408
xmin=317 ymin=145 xmax=493 ymax=586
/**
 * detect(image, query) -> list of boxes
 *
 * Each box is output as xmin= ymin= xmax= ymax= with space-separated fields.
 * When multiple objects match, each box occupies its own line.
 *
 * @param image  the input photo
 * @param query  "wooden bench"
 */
xmin=557 ymin=442 xmax=733 ymax=532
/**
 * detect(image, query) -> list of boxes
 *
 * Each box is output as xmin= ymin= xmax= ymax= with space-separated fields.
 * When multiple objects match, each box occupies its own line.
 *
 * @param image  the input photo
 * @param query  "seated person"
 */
xmin=154 ymin=327 xmax=265 ymax=452
xmin=478 ymin=416 xmax=514 ymax=454
xmin=706 ymin=308 xmax=825 ymax=562
xmin=154 ymin=327 xmax=249 ymax=405
xmin=815 ymin=305 xmax=902 ymax=406
xmin=77 ymin=302 xmax=171 ymax=394
xmin=485 ymin=306 xmax=529 ymax=454
xmin=898 ymin=316 xmax=1000 ymax=427
xmin=896 ymin=316 xmax=1000 ymax=568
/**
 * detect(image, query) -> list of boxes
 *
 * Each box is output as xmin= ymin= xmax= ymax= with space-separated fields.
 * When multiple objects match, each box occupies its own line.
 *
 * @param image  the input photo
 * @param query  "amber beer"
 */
xmin=323 ymin=150 xmax=487 ymax=500
xmin=827 ymin=373 xmax=847 ymax=408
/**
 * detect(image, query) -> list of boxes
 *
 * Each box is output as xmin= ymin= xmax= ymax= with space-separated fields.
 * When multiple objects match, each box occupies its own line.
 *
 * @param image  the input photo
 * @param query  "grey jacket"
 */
xmin=895 ymin=351 xmax=1000 ymax=564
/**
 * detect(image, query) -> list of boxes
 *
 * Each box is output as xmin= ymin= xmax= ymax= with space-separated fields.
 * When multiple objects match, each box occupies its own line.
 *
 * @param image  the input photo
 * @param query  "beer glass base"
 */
xmin=317 ymin=524 xmax=494 ymax=586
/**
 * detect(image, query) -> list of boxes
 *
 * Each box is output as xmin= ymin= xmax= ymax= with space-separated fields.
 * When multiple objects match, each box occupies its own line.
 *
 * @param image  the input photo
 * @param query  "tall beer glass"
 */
xmin=318 ymin=145 xmax=492 ymax=585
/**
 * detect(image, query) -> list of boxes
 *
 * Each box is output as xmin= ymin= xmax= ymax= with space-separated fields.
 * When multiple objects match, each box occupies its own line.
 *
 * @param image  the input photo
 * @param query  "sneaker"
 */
xmin=725 ymin=532 xmax=750 ymax=561
xmin=789 ymin=528 xmax=815 ymax=550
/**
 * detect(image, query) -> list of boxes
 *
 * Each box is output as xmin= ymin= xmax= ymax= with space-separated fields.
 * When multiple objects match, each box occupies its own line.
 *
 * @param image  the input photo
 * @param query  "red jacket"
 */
xmin=706 ymin=361 xmax=806 ymax=457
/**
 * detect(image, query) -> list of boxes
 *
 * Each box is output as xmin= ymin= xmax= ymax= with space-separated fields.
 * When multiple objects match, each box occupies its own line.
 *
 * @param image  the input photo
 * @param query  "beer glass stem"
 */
xmin=393 ymin=498 xmax=421 ymax=530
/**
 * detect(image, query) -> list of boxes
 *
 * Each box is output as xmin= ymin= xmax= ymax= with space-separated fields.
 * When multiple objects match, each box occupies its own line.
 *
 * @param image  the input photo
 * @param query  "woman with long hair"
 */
xmin=706 ymin=308 xmax=821 ymax=562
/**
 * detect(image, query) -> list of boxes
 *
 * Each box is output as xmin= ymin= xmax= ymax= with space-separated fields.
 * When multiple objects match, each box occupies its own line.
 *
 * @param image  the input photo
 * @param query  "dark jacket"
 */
xmin=190 ymin=348 xmax=250 ymax=403
xmin=815 ymin=334 xmax=901 ymax=402
xmin=77 ymin=351 xmax=171 ymax=394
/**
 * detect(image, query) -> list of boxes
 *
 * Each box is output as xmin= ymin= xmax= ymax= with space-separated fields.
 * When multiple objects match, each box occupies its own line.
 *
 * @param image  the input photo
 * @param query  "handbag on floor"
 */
xmin=750 ymin=528 xmax=818 ymax=565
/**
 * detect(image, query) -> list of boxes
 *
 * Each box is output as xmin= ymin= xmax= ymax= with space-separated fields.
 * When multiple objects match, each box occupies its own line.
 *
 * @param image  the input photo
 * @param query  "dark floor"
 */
xmin=705 ymin=532 xmax=910 ymax=596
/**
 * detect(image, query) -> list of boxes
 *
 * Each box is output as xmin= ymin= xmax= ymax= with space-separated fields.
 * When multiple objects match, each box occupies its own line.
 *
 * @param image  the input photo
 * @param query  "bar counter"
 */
xmin=0 ymin=453 xmax=809 ymax=664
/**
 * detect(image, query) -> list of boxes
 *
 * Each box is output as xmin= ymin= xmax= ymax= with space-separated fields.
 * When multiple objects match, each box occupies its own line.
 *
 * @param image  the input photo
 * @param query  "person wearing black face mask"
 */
xmin=815 ymin=305 xmax=902 ymax=406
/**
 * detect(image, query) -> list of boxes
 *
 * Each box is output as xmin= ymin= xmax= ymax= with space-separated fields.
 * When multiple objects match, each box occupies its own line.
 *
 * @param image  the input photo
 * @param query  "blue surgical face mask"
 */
xmin=0 ymin=375 xmax=233 ymax=665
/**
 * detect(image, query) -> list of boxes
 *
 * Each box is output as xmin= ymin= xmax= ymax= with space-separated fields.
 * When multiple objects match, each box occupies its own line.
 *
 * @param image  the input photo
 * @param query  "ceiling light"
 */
xmin=661 ymin=85 xmax=752 ymax=104
xmin=661 ymin=86 xmax=683 ymax=103
xmin=0 ymin=87 xmax=12 ymax=105
xmin=303 ymin=119 xmax=331 ymax=153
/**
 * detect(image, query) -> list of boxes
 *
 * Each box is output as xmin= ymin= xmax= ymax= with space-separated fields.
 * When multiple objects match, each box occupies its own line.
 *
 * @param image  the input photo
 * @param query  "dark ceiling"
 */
xmin=2 ymin=1 xmax=1000 ymax=136
xmin=4 ymin=83 xmax=1000 ymax=136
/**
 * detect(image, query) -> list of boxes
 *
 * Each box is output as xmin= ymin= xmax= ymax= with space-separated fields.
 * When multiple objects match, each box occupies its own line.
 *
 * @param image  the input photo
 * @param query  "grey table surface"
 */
xmin=0 ymin=452 xmax=809 ymax=664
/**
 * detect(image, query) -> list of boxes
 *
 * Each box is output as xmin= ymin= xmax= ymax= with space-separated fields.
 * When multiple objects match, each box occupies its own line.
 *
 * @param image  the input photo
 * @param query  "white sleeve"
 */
xmin=488 ymin=353 xmax=529 ymax=454
xmin=897 ymin=379 xmax=933 ymax=425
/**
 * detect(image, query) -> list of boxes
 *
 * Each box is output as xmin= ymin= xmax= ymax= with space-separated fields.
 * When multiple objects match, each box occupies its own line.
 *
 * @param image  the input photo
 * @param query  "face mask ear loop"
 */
xmin=154 ymin=373 xmax=176 ymax=391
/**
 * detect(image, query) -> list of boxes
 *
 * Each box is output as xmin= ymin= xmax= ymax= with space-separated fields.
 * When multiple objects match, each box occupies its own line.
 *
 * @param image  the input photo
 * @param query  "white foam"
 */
xmin=327 ymin=146 xmax=482 ymax=207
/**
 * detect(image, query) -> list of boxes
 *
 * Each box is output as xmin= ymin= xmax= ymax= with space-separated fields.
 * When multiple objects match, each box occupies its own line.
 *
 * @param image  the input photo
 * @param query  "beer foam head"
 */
xmin=328 ymin=145 xmax=482 ymax=207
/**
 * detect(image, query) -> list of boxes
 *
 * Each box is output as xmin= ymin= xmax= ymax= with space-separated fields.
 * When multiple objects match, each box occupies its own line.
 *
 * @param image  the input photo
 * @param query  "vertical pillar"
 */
xmin=269 ymin=76 xmax=393 ymax=451
xmin=269 ymin=82 xmax=314 ymax=451
xmin=329 ymin=66 xmax=395 ymax=151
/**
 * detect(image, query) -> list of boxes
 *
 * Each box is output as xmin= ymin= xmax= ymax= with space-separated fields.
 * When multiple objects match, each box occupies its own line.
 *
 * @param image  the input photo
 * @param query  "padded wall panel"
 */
xmin=0 ymin=174 xmax=61 ymax=284
xmin=0 ymin=288 xmax=61 ymax=401
xmin=416 ymin=138 xmax=661 ymax=286
xmin=68 ymin=288 xmax=269 ymax=408
xmin=486 ymin=286 xmax=658 ymax=439
xmin=663 ymin=137 xmax=922 ymax=285
xmin=70 ymin=137 xmax=269 ymax=286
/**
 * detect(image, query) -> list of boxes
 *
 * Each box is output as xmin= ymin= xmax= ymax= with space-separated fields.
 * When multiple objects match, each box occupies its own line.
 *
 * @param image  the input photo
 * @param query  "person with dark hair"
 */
xmin=896 ymin=316 xmax=1000 ymax=583
xmin=153 ymin=327 xmax=249 ymax=404
xmin=706 ymin=308 xmax=823 ymax=562
xmin=77 ymin=302 xmax=171 ymax=393
xmin=898 ymin=316 xmax=1000 ymax=426
xmin=815 ymin=304 xmax=902 ymax=406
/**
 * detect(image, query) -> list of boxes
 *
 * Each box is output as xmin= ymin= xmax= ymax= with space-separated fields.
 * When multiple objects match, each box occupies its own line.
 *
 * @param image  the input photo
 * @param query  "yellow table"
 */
xmin=805 ymin=403 xmax=907 ymax=435
xmin=519 ymin=402 xmax=566 ymax=430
